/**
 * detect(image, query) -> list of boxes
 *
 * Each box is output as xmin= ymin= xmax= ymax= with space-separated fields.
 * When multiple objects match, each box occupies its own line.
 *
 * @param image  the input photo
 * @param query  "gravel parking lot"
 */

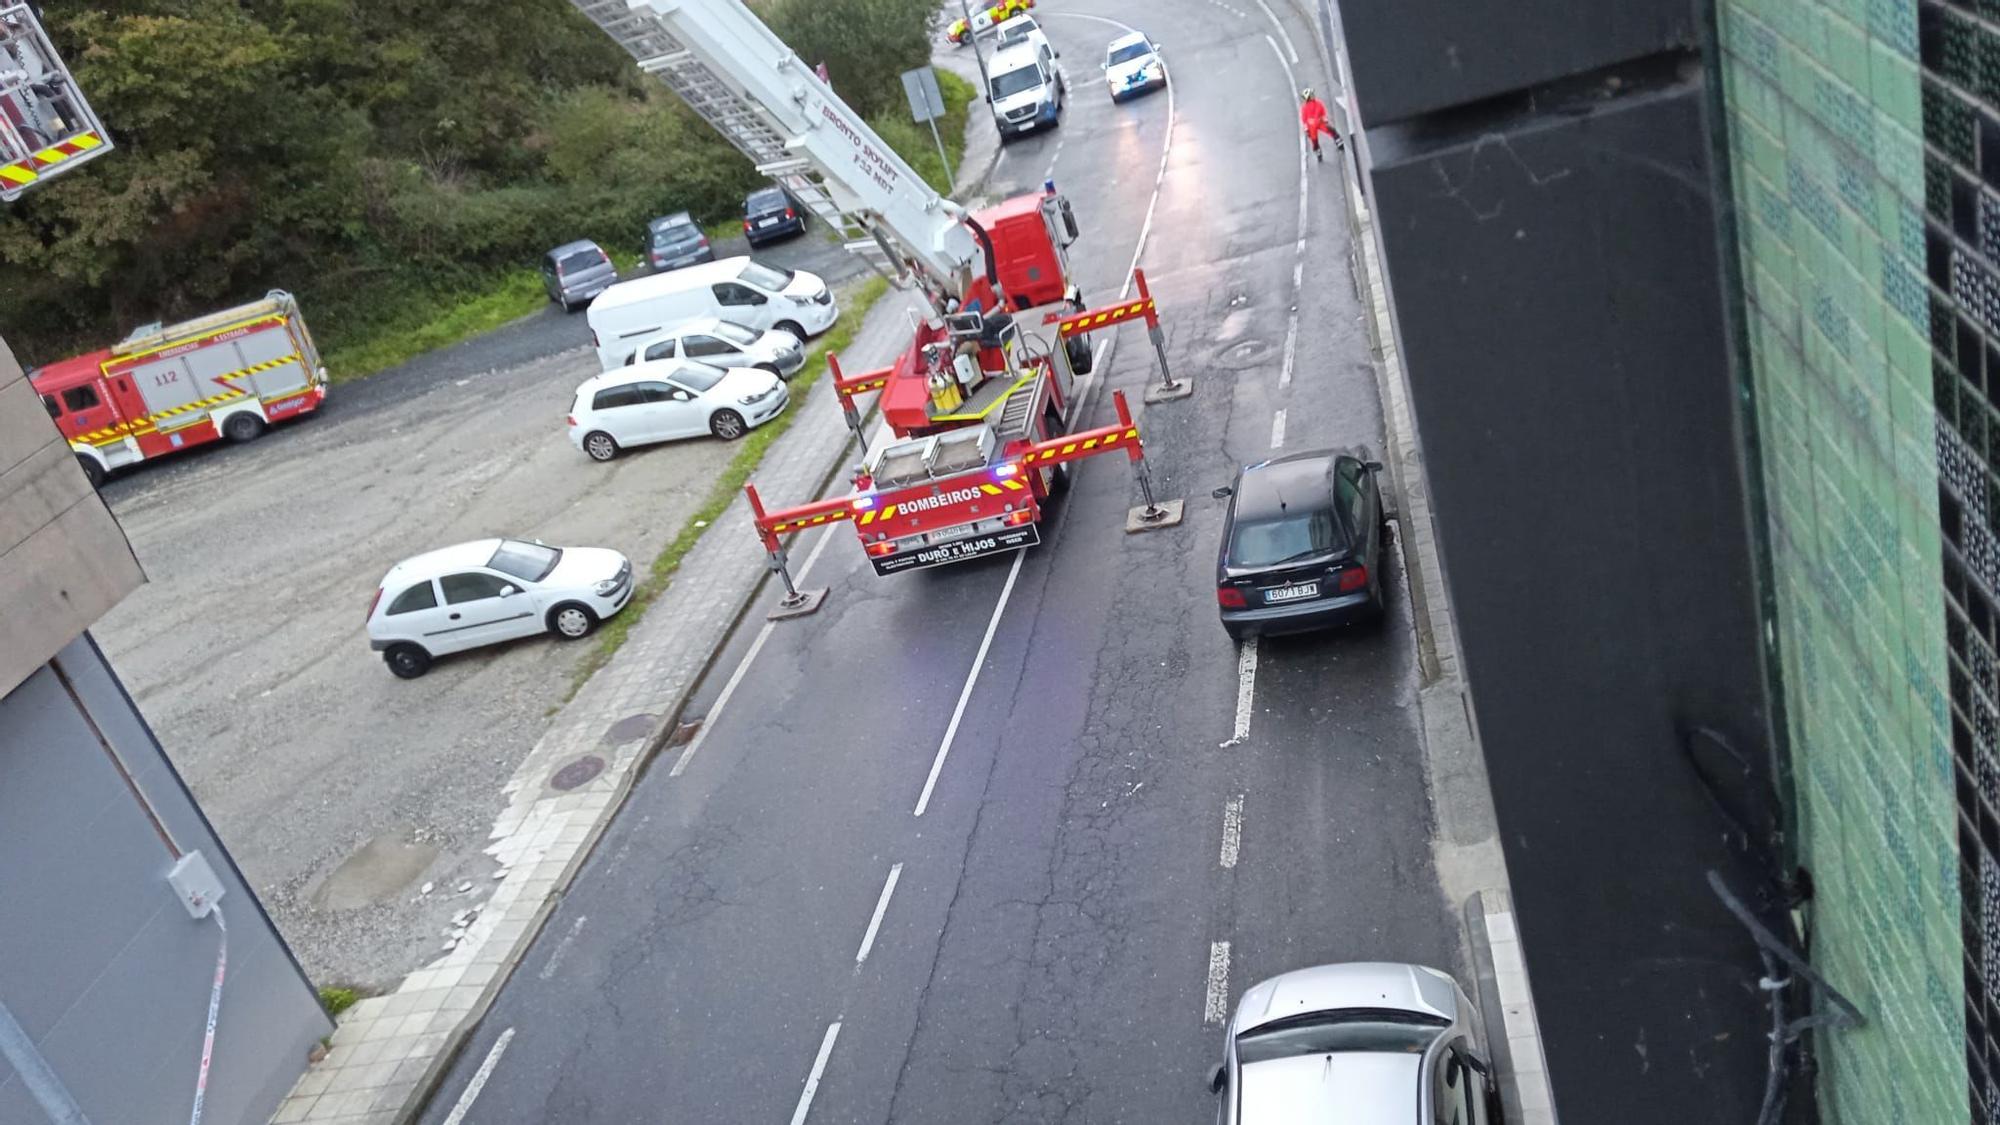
xmin=90 ymin=267 xmax=852 ymax=988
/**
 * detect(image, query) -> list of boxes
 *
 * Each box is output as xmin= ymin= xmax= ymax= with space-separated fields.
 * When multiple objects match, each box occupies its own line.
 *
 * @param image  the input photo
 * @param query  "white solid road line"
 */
xmin=1253 ymin=0 xmax=1301 ymax=65
xmin=1204 ymin=941 xmax=1233 ymax=1023
xmin=913 ymin=551 xmax=1025 ymax=817
xmin=1270 ymin=408 xmax=1287 ymax=450
xmin=670 ymin=525 xmax=838 ymax=777
xmin=440 ymin=1026 xmax=515 ymax=1125
xmin=854 ymin=862 xmax=904 ymax=966
xmin=789 ymin=1021 xmax=843 ymax=1125
xmin=1220 ymin=638 xmax=1258 ymax=748
xmin=536 ymin=914 xmax=588 ymax=981
xmin=1220 ymin=796 xmax=1244 ymax=868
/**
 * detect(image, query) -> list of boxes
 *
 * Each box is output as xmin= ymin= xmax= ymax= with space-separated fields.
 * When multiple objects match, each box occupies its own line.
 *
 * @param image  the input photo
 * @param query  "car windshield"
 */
xmin=991 ymin=65 xmax=1043 ymax=99
xmin=651 ymin=223 xmax=697 ymax=247
xmin=714 ymin=321 xmax=762 ymax=346
xmin=672 ymin=362 xmax=728 ymax=393
xmin=748 ymin=190 xmax=787 ymax=211
xmin=558 ymin=250 xmax=602 ymax=275
xmin=1235 ymin=1011 xmax=1448 ymax=1066
xmin=488 ymin=540 xmax=561 ymax=582
xmin=1108 ymin=41 xmax=1152 ymax=65
xmin=740 ymin=261 xmax=794 ymax=290
xmin=1229 ymin=508 xmax=1345 ymax=567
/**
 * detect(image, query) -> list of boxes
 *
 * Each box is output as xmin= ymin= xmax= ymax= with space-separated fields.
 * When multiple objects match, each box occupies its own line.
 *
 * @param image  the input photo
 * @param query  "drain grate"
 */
xmin=549 ymin=755 xmax=606 ymax=791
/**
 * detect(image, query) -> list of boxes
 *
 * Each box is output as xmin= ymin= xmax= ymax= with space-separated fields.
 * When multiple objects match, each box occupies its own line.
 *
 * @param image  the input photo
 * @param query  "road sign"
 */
xmin=900 ymin=65 xmax=955 ymax=194
xmin=0 ymin=2 xmax=113 ymax=201
xmin=901 ymin=66 xmax=946 ymax=124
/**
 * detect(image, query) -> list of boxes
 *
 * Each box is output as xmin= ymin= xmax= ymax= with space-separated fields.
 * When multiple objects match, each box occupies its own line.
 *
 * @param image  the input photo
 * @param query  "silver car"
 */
xmin=1209 ymin=962 xmax=1497 ymax=1125
xmin=542 ymin=240 xmax=618 ymax=312
xmin=621 ymin=317 xmax=807 ymax=379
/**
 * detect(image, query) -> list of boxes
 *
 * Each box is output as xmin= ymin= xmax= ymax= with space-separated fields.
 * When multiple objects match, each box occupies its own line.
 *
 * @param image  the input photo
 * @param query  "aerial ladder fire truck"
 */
xmin=575 ymin=0 xmax=1184 ymax=602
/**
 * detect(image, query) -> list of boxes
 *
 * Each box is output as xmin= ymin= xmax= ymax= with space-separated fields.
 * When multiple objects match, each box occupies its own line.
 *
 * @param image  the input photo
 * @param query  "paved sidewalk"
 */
xmin=270 ymin=285 xmax=928 ymax=1124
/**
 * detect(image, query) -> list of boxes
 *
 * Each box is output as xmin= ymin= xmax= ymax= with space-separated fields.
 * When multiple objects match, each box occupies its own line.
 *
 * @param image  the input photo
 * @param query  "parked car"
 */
xmin=586 ymin=256 xmax=838 ymax=371
xmin=645 ymin=211 xmax=716 ymax=273
xmin=568 ymin=358 xmax=789 ymax=460
xmin=541 ymin=240 xmax=617 ymax=311
xmin=1208 ymin=962 xmax=1497 ymax=1125
xmin=993 ymin=13 xmax=1053 ymax=55
xmin=988 ymin=41 xmax=1064 ymax=140
xmin=1103 ymin=31 xmax=1166 ymax=102
xmin=1213 ymin=448 xmax=1388 ymax=640
xmin=623 ymin=317 xmax=806 ymax=379
xmin=743 ymin=185 xmax=807 ymax=247
xmin=366 ymin=538 xmax=633 ymax=679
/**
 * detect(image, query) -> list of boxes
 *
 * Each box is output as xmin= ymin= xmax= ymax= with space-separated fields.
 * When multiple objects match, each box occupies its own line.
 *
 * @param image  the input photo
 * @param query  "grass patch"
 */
xmin=564 ymin=275 xmax=893 ymax=699
xmin=318 ymin=986 xmax=360 ymax=1018
xmin=320 ymin=272 xmax=548 ymax=384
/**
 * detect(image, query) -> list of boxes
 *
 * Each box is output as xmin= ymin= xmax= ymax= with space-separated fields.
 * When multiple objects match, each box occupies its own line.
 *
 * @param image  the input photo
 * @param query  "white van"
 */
xmin=587 ymin=256 xmax=838 ymax=371
xmin=989 ymin=41 xmax=1064 ymax=140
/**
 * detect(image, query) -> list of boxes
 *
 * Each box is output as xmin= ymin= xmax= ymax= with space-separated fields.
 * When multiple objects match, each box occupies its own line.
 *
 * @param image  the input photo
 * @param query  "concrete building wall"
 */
xmin=1714 ymin=0 xmax=1974 ymax=1118
xmin=0 ymin=634 xmax=331 ymax=1125
xmin=0 ymin=333 xmax=145 ymax=699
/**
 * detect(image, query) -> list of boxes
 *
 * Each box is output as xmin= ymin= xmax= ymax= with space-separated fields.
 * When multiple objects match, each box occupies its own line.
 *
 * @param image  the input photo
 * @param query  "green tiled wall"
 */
xmin=1717 ymin=0 xmax=1969 ymax=1118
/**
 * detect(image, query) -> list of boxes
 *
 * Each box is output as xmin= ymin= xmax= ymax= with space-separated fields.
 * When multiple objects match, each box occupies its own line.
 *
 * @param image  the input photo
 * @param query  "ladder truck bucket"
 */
xmin=0 ymin=2 xmax=113 ymax=201
xmin=1046 ymin=269 xmax=1189 ymax=402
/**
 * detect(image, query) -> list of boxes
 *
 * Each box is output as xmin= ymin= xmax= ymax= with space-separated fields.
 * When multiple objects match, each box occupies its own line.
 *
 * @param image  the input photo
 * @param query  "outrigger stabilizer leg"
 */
xmin=1111 ymin=389 xmax=1185 ymax=532
xmin=746 ymin=484 xmax=828 ymax=620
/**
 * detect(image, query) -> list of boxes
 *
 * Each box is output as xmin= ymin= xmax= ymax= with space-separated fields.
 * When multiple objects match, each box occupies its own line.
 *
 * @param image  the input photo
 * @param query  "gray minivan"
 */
xmin=542 ymin=240 xmax=618 ymax=312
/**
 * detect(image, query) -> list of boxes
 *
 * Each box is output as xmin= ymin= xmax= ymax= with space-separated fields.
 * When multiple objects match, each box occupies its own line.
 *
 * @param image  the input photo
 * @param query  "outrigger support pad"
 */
xmin=748 ymin=485 xmax=829 ymax=619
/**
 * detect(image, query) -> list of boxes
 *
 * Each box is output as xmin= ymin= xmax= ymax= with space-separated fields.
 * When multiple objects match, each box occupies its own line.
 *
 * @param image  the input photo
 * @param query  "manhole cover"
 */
xmin=549 ymin=755 xmax=606 ymax=791
xmin=603 ymin=712 xmax=659 ymax=746
xmin=1216 ymin=338 xmax=1273 ymax=370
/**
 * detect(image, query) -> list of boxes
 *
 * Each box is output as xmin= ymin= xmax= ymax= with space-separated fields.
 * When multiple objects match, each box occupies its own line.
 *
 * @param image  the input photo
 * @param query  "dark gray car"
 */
xmin=542 ymin=240 xmax=617 ymax=312
xmin=645 ymin=212 xmax=716 ymax=273
xmin=1213 ymin=449 xmax=1389 ymax=640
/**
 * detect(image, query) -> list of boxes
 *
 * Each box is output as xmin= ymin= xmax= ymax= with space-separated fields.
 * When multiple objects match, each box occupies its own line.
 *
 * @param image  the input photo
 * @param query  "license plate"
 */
xmin=1264 ymin=582 xmax=1320 ymax=604
xmin=929 ymin=523 xmax=976 ymax=544
xmin=875 ymin=526 xmax=1039 ymax=575
xmin=758 ymin=218 xmax=777 ymax=227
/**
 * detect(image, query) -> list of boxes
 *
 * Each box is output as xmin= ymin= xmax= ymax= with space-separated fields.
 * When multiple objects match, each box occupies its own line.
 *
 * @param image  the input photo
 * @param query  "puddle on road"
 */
xmin=312 ymin=836 xmax=440 ymax=911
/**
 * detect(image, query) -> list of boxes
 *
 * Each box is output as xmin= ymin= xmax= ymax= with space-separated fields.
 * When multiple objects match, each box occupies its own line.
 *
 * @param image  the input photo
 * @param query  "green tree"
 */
xmin=763 ymin=0 xmax=937 ymax=119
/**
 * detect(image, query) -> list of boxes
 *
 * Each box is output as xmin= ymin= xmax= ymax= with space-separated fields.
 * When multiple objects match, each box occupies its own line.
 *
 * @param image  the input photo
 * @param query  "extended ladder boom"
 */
xmin=571 ymin=0 xmax=981 ymax=296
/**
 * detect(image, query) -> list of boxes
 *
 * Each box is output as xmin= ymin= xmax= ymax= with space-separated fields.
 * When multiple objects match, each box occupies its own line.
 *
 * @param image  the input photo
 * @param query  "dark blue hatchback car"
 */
xmin=1214 ymin=449 xmax=1389 ymax=641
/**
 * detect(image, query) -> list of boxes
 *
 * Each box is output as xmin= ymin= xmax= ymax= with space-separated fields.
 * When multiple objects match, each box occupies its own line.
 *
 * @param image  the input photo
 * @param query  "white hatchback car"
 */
xmin=1104 ymin=31 xmax=1166 ymax=102
xmin=1209 ymin=962 xmax=1497 ymax=1125
xmin=367 ymin=538 xmax=633 ymax=678
xmin=623 ymin=317 xmax=807 ymax=379
xmin=569 ymin=358 xmax=789 ymax=461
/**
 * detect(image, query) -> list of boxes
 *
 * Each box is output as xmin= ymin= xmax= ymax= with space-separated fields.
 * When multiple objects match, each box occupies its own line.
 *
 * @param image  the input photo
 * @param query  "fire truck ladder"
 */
xmin=568 ymin=0 xmax=863 ymax=243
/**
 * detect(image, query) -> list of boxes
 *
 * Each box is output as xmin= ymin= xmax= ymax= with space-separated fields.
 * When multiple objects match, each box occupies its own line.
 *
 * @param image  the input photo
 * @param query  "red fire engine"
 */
xmin=607 ymin=0 xmax=1184 ymax=600
xmin=35 ymin=290 xmax=329 ymax=487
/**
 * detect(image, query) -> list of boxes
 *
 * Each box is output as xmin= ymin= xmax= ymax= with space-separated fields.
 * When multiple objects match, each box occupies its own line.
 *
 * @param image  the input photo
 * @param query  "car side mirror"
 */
xmin=1207 ymin=1064 xmax=1227 ymax=1094
xmin=674 ymin=390 xmax=695 ymax=402
xmin=499 ymin=585 xmax=518 ymax=597
xmin=1212 ymin=485 xmax=1234 ymax=499
xmin=1364 ymin=460 xmax=1384 ymax=472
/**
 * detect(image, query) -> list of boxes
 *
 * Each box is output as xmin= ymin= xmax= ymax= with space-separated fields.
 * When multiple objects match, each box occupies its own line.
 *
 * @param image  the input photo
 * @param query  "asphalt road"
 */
xmin=86 ymin=228 xmax=865 ymax=991
xmin=424 ymin=3 xmax=1458 ymax=1122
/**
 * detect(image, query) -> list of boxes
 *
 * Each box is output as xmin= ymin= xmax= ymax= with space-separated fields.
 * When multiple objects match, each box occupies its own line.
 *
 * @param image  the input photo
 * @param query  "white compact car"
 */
xmin=1104 ymin=32 xmax=1166 ymax=102
xmin=623 ymin=317 xmax=806 ymax=379
xmin=1209 ymin=962 xmax=1497 ymax=1125
xmin=367 ymin=538 xmax=633 ymax=679
xmin=569 ymin=358 xmax=789 ymax=461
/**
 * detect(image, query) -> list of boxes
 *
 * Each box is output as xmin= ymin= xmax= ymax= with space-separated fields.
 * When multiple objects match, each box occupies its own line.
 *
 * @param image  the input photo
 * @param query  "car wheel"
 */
xmin=710 ymin=409 xmax=748 ymax=441
xmin=583 ymin=431 xmax=620 ymax=462
xmin=75 ymin=455 xmax=105 ymax=489
xmin=775 ymin=320 xmax=807 ymax=340
xmin=383 ymin=643 xmax=432 ymax=679
xmin=222 ymin=411 xmax=267 ymax=443
xmin=548 ymin=602 xmax=598 ymax=640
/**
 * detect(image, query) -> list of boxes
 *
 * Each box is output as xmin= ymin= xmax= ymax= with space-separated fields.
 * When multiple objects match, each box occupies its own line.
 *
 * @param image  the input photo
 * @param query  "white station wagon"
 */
xmin=366 ymin=538 xmax=633 ymax=678
xmin=568 ymin=358 xmax=789 ymax=461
